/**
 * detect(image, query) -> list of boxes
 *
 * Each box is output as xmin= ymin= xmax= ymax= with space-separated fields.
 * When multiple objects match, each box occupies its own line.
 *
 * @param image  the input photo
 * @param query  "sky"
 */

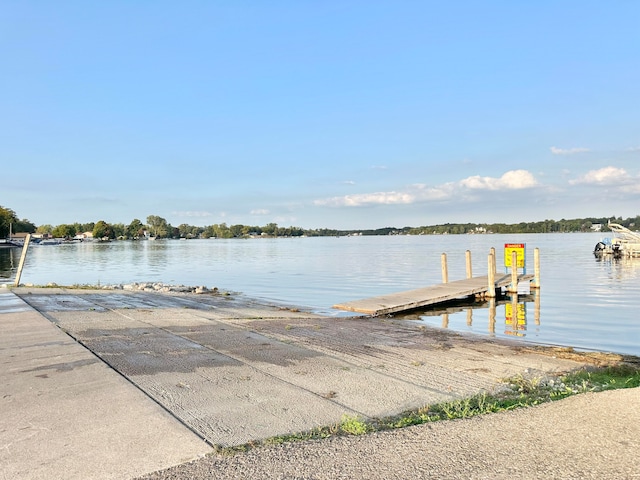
xmin=2 ymin=1 xmax=640 ymax=230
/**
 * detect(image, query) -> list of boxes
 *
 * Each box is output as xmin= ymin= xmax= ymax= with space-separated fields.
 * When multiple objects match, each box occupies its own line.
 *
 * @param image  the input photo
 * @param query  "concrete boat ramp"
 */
xmin=0 ymin=287 xmax=611 ymax=479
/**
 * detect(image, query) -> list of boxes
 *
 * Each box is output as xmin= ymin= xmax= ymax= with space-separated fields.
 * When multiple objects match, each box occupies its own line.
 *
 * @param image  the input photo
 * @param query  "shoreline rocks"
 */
xmin=19 ymin=282 xmax=223 ymax=295
xmin=119 ymin=282 xmax=220 ymax=294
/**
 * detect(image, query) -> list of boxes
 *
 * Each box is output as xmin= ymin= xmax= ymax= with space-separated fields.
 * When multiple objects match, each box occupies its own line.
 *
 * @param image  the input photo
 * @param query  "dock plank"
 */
xmin=333 ymin=274 xmax=534 ymax=315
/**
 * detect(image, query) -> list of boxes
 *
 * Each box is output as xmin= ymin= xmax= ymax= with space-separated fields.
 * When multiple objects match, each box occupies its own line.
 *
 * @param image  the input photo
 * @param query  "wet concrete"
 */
xmin=0 ymin=290 xmax=209 ymax=480
xmin=2 ymin=286 xmax=614 ymax=479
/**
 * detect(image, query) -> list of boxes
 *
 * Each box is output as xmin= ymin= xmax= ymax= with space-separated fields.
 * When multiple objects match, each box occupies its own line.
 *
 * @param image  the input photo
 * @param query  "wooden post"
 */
xmin=466 ymin=308 xmax=472 ymax=326
xmin=465 ymin=250 xmax=472 ymax=279
xmin=486 ymin=253 xmax=496 ymax=297
xmin=14 ymin=234 xmax=31 ymax=287
xmin=507 ymin=250 xmax=518 ymax=293
xmin=532 ymin=247 xmax=541 ymax=289
xmin=488 ymin=297 xmax=496 ymax=334
xmin=490 ymin=247 xmax=496 ymax=276
xmin=441 ymin=313 xmax=449 ymax=328
xmin=534 ymin=289 xmax=541 ymax=326
xmin=441 ymin=253 xmax=448 ymax=284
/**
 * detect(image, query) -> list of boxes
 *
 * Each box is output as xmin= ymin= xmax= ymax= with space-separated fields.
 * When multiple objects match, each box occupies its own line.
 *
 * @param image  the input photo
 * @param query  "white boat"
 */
xmin=39 ymin=238 xmax=62 ymax=246
xmin=594 ymin=222 xmax=640 ymax=257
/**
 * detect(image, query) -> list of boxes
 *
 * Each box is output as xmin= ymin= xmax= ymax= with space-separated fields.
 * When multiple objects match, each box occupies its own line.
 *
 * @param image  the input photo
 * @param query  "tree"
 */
xmin=93 ymin=220 xmax=115 ymax=240
xmin=52 ymin=224 xmax=76 ymax=238
xmin=14 ymin=219 xmax=36 ymax=234
xmin=146 ymin=215 xmax=170 ymax=238
xmin=0 ymin=206 xmax=18 ymax=238
xmin=229 ymin=224 xmax=244 ymax=238
xmin=0 ymin=206 xmax=36 ymax=237
xmin=127 ymin=219 xmax=145 ymax=239
xmin=211 ymin=223 xmax=232 ymax=238
xmin=262 ymin=223 xmax=278 ymax=237
xmin=112 ymin=223 xmax=126 ymax=239
xmin=201 ymin=225 xmax=215 ymax=239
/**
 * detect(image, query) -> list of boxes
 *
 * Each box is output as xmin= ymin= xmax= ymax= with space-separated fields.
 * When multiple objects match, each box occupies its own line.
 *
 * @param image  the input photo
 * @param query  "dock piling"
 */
xmin=490 ymin=247 xmax=496 ymax=275
xmin=441 ymin=253 xmax=448 ymax=284
xmin=486 ymin=252 xmax=496 ymax=298
xmin=532 ymin=247 xmax=541 ymax=289
xmin=465 ymin=250 xmax=472 ymax=279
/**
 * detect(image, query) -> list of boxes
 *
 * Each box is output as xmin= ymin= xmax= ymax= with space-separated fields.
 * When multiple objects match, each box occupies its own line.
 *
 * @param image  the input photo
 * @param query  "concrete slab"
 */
xmin=5 ymin=287 xmax=616 ymax=479
xmin=16 ymin=289 xmax=585 ymax=448
xmin=0 ymin=291 xmax=209 ymax=480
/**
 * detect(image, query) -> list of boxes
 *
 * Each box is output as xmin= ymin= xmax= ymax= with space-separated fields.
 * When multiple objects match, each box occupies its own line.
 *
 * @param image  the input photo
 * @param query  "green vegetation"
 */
xmin=212 ymin=362 xmax=640 ymax=455
xmin=3 ymin=203 xmax=640 ymax=240
xmin=0 ymin=206 xmax=36 ymax=238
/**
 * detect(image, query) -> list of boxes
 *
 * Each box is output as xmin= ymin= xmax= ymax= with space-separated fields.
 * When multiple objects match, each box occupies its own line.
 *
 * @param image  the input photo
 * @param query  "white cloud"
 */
xmin=621 ymin=184 xmax=640 ymax=194
xmin=314 ymin=170 xmax=537 ymax=208
xmin=173 ymin=211 xmax=213 ymax=217
xmin=250 ymin=209 xmax=270 ymax=215
xmin=550 ymin=146 xmax=590 ymax=155
xmin=569 ymin=166 xmax=630 ymax=185
xmin=273 ymin=215 xmax=298 ymax=224
xmin=460 ymin=170 xmax=538 ymax=191
xmin=342 ymin=180 xmax=356 ymax=185
xmin=315 ymin=191 xmax=415 ymax=207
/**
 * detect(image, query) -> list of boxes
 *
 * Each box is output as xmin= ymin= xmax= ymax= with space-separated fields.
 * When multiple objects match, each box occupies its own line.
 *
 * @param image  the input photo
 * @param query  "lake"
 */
xmin=1 ymin=233 xmax=638 ymax=357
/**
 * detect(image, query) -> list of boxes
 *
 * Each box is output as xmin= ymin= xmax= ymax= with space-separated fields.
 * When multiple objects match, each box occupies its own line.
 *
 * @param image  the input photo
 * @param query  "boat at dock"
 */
xmin=37 ymin=238 xmax=62 ymax=246
xmin=0 ymin=239 xmax=21 ymax=248
xmin=594 ymin=223 xmax=640 ymax=258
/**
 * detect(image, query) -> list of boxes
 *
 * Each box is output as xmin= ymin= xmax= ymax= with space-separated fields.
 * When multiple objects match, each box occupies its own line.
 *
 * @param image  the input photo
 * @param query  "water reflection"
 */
xmin=404 ymin=291 xmax=541 ymax=340
xmin=0 ymin=248 xmax=20 ymax=281
xmin=2 ymin=234 xmax=638 ymax=355
xmin=594 ymin=255 xmax=640 ymax=281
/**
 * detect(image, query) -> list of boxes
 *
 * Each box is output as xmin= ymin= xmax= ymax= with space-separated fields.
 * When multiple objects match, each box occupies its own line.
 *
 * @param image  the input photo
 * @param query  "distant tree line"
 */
xmin=403 ymin=216 xmax=640 ymax=235
xmin=1 ymin=205 xmax=638 ymax=240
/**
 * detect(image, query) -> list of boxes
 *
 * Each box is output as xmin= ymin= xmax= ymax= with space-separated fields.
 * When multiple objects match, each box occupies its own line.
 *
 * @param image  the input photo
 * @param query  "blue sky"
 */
xmin=3 ymin=1 xmax=639 ymax=229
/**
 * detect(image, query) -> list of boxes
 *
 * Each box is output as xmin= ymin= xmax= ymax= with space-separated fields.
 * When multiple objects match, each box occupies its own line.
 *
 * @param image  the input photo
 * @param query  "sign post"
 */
xmin=504 ymin=243 xmax=526 ymax=274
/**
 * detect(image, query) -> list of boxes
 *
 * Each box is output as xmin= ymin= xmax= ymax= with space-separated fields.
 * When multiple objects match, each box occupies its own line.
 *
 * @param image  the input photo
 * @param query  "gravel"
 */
xmin=139 ymin=387 xmax=640 ymax=480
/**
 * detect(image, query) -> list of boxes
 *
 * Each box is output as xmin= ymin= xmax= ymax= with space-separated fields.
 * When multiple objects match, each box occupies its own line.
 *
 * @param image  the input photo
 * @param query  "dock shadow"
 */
xmin=395 ymin=290 xmax=541 ymax=338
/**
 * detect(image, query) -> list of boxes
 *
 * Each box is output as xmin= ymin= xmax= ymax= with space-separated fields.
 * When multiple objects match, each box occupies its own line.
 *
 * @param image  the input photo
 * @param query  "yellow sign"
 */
xmin=504 ymin=243 xmax=526 ymax=268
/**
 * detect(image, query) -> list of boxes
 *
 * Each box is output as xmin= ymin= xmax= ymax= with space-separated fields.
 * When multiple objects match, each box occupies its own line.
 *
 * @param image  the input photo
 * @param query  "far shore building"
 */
xmin=74 ymin=231 xmax=94 ymax=241
xmin=9 ymin=232 xmax=30 ymax=242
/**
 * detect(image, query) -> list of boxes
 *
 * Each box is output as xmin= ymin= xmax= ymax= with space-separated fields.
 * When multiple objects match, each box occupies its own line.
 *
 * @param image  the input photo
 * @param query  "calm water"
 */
xmin=1 ymin=233 xmax=638 ymax=356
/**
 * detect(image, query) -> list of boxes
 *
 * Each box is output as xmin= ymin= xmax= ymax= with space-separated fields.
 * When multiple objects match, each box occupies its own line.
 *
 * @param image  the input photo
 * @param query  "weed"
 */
xmin=340 ymin=415 xmax=369 ymax=435
xmin=509 ymin=373 xmax=542 ymax=394
xmin=207 ymin=362 xmax=640 ymax=456
xmin=562 ymin=364 xmax=640 ymax=390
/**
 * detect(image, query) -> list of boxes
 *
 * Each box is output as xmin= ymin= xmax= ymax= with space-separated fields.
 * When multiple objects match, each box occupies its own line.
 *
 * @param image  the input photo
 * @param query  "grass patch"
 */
xmin=210 ymin=362 xmax=640 ymax=456
xmin=339 ymin=415 xmax=370 ymax=435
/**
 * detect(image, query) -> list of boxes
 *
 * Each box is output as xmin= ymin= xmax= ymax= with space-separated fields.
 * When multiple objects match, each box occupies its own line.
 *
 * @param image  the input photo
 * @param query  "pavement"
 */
xmin=1 ymin=286 xmax=638 ymax=479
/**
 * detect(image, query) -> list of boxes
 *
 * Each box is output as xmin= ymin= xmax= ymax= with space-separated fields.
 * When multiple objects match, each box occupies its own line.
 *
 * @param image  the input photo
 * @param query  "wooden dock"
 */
xmin=333 ymin=273 xmax=534 ymax=316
